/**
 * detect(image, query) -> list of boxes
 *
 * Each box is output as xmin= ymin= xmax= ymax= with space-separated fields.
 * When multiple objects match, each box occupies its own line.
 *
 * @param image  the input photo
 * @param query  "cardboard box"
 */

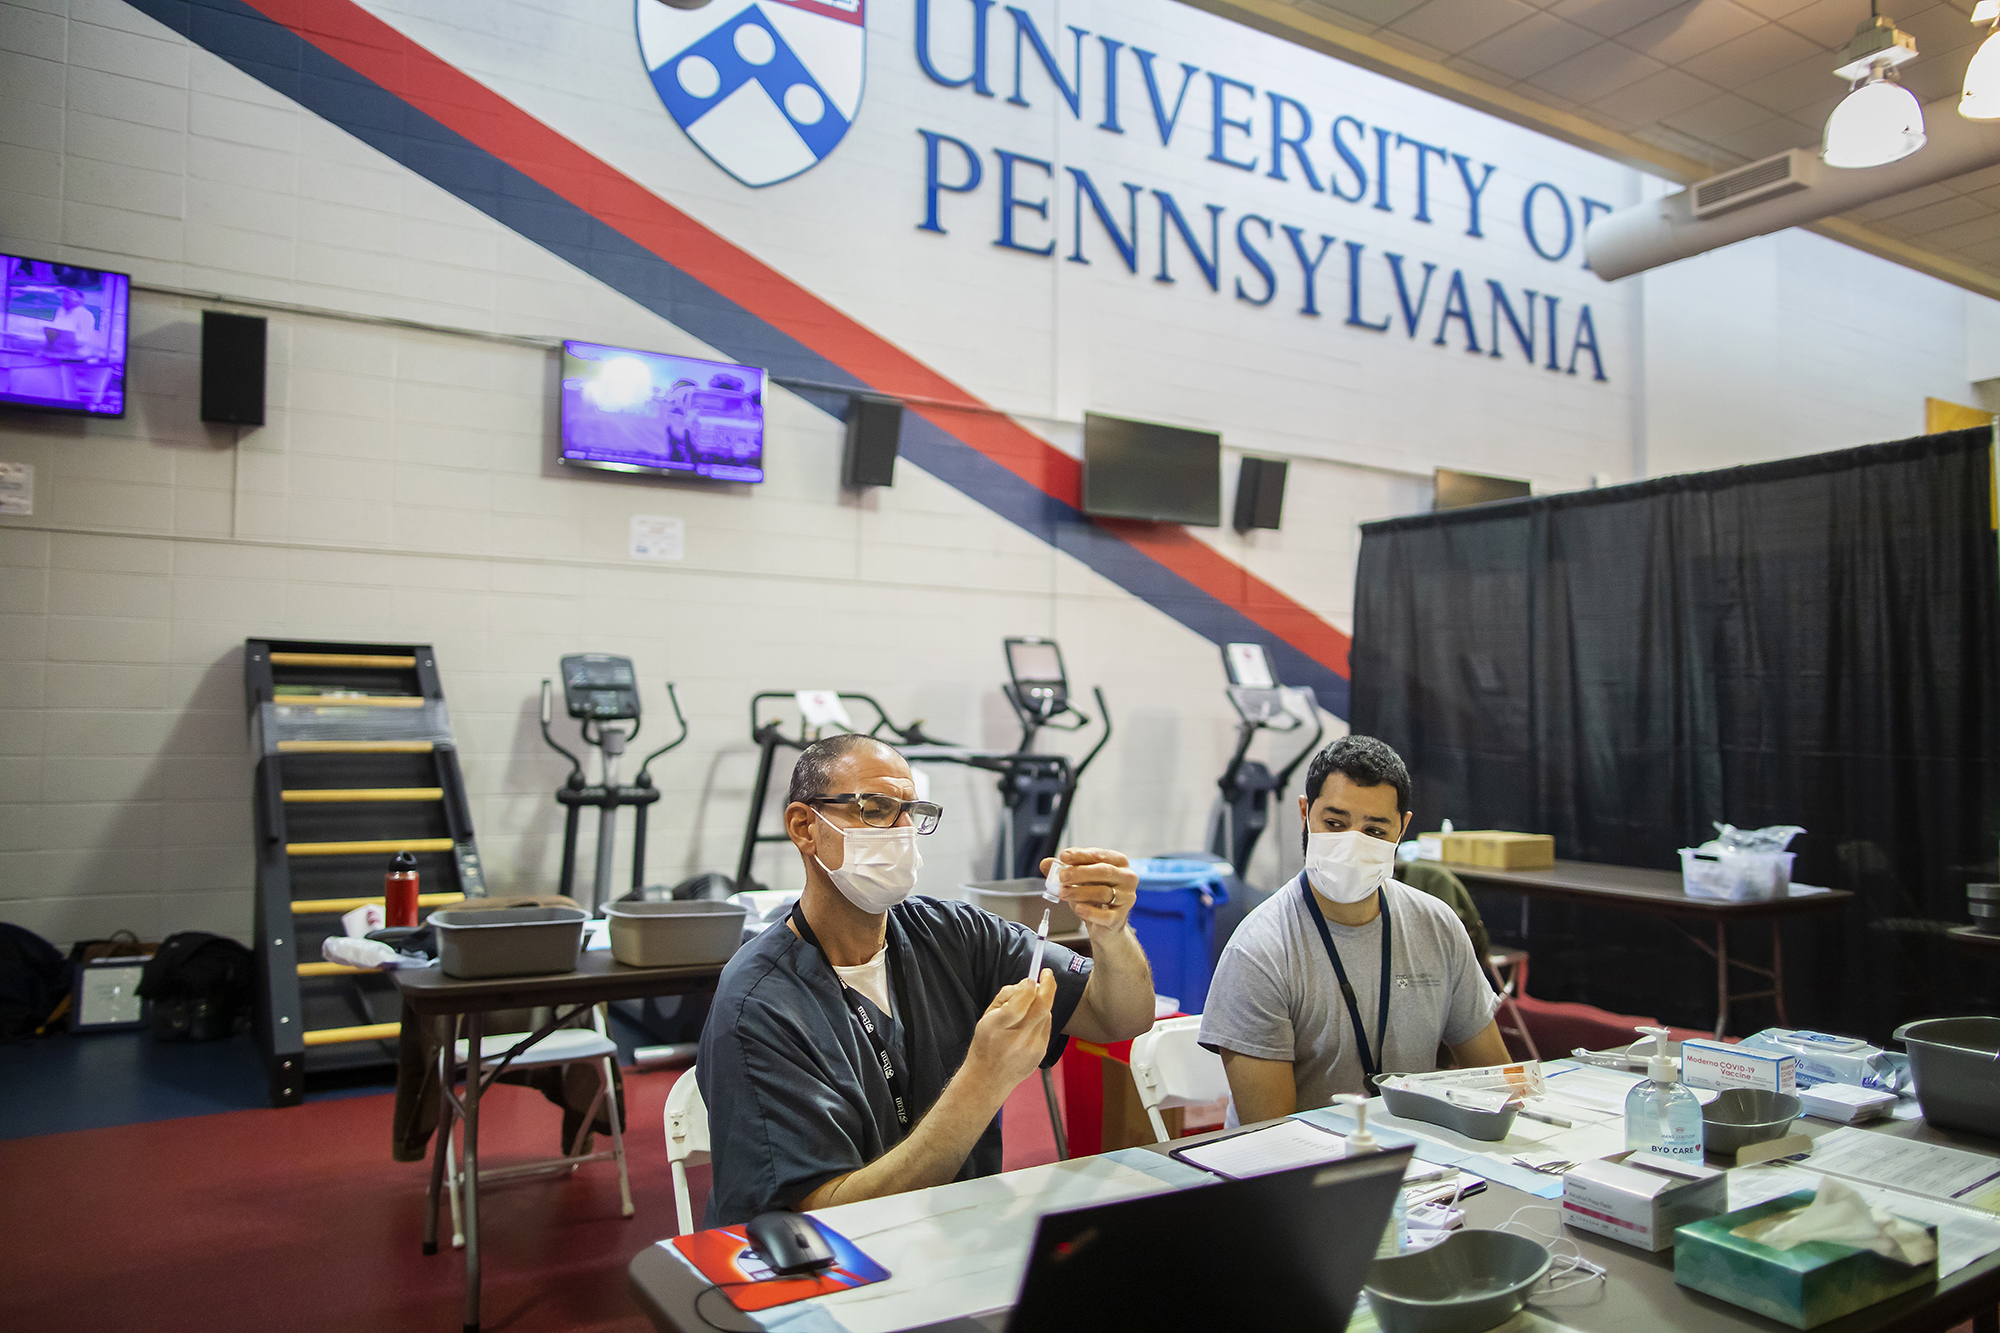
xmin=1682 ymin=1038 xmax=1797 ymax=1094
xmin=1673 ymin=1193 xmax=1938 ymax=1329
xmin=1441 ymin=830 xmax=1556 ymax=870
xmin=1561 ymin=1150 xmax=1728 ymax=1251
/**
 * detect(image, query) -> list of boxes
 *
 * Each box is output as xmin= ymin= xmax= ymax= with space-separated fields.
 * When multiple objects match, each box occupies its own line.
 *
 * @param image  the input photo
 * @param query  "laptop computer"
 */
xmin=995 ymin=1146 xmax=1413 ymax=1332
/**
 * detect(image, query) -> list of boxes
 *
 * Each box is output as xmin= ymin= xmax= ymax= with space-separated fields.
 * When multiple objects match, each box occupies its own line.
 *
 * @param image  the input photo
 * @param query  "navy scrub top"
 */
xmin=697 ymin=895 xmax=1093 ymax=1226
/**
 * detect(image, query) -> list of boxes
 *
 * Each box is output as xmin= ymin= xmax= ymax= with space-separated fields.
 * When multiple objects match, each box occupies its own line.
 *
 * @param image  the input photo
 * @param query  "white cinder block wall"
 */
xmin=0 ymin=0 xmax=1990 ymax=946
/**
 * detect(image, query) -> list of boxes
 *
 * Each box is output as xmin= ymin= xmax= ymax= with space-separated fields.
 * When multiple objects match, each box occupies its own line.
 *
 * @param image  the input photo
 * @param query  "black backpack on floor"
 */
xmin=0 ymin=923 xmax=69 ymax=1042
xmin=138 ymin=932 xmax=254 ymax=1042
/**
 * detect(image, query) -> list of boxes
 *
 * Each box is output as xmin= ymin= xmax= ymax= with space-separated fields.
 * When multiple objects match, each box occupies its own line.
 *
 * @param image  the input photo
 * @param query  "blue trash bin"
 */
xmin=1127 ymin=858 xmax=1231 ymax=1014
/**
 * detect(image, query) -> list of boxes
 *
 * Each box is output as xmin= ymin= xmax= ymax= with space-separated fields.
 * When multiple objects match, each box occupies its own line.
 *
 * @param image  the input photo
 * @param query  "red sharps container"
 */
xmin=385 ymin=850 xmax=420 ymax=928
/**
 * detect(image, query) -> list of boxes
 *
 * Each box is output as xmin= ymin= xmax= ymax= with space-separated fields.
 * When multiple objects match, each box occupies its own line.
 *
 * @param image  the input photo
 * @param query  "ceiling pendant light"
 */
xmin=1821 ymin=10 xmax=1925 ymax=169
xmin=1962 ymin=1 xmax=2000 ymax=120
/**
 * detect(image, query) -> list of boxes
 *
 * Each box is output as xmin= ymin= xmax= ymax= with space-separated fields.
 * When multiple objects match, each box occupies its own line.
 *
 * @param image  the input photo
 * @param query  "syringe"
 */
xmin=1024 ymin=858 xmax=1062 ymax=981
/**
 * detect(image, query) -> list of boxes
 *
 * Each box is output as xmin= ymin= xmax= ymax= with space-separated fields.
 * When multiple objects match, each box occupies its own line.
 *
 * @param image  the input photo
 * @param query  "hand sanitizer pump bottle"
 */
xmin=1623 ymin=1026 xmax=1703 ymax=1160
xmin=1335 ymin=1094 xmax=1407 ymax=1257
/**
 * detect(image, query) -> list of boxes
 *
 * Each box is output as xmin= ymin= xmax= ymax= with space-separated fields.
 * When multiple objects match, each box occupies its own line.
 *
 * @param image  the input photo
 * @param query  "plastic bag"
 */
xmin=1710 ymin=823 xmax=1805 ymax=854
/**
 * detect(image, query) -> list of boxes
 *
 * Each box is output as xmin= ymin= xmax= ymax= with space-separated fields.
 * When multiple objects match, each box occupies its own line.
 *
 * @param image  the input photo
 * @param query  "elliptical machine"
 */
xmin=994 ymin=637 xmax=1111 ymax=880
xmin=538 ymin=654 xmax=688 ymax=914
xmin=1208 ymin=642 xmax=1322 ymax=880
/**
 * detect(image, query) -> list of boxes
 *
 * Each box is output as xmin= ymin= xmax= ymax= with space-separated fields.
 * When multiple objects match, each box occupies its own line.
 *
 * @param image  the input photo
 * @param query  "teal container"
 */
xmin=1128 ymin=858 xmax=1230 ymax=1013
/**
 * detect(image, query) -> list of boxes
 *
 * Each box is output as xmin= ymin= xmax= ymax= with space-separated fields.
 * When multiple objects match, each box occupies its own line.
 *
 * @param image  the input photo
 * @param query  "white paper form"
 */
xmin=711 ymin=1155 xmax=1182 ymax=1333
xmin=1171 ymin=1118 xmax=1350 ymax=1179
xmin=1301 ymin=1105 xmax=1566 ymax=1198
xmin=1727 ymin=1162 xmax=2000 ymax=1278
xmin=1802 ymin=1128 xmax=2000 ymax=1215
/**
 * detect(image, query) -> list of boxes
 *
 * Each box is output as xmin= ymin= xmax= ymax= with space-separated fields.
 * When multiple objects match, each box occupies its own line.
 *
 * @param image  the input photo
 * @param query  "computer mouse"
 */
xmin=744 ymin=1210 xmax=836 ymax=1276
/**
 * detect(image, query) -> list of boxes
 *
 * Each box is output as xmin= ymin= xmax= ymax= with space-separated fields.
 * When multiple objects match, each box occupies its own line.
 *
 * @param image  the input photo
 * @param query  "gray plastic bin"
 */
xmin=1375 ymin=1077 xmax=1519 ymax=1141
xmin=964 ymin=878 xmax=1080 ymax=934
xmin=1894 ymin=1017 xmax=2000 ymax=1137
xmin=604 ymin=900 xmax=747 ymax=967
xmin=431 ymin=905 xmax=586 ymax=979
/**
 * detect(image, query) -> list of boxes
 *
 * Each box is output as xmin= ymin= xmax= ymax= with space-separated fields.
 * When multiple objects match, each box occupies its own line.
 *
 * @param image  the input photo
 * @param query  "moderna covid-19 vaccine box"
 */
xmin=1680 ymin=1038 xmax=1796 ymax=1095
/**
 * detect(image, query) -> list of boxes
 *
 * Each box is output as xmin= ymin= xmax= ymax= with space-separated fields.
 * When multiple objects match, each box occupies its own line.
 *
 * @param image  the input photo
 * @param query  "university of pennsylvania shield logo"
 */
xmin=637 ymin=0 xmax=864 ymax=187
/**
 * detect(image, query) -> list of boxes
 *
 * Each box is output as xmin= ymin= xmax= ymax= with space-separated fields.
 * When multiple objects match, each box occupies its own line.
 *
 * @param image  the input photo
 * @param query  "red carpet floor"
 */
xmin=0 ymin=1066 xmax=1064 ymax=1332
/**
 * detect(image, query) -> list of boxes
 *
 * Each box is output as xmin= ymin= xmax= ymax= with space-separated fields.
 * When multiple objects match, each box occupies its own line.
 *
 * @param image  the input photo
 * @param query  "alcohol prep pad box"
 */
xmin=1682 ymin=1038 xmax=1795 ymax=1094
xmin=1562 ymin=1150 xmax=1727 ymax=1252
xmin=1796 ymin=1082 xmax=1898 ymax=1124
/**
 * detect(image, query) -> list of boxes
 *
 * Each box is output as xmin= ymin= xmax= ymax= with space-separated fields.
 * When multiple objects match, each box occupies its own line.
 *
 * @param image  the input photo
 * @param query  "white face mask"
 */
xmin=813 ymin=811 xmax=923 ymax=914
xmin=1305 ymin=830 xmax=1397 ymax=904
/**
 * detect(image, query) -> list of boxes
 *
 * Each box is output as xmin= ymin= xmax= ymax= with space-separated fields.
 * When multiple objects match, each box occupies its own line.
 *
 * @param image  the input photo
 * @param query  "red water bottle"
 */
xmin=385 ymin=851 xmax=420 ymax=928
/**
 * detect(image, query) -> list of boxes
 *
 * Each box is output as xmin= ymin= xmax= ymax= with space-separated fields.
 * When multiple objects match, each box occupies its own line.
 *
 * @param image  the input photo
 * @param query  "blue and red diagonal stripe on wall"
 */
xmin=126 ymin=0 xmax=1354 ymax=715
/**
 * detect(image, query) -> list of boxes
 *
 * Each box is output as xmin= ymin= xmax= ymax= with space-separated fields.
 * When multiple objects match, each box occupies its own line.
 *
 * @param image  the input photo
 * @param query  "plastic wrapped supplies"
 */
xmin=1736 ymin=1029 xmax=1912 ymax=1095
xmin=1680 ymin=823 xmax=1805 ymax=901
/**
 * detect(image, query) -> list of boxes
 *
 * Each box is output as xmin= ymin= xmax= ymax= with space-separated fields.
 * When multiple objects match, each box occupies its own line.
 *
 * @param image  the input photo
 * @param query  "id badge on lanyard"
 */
xmin=1300 ymin=876 xmax=1393 ymax=1086
xmin=791 ymin=903 xmax=913 ymax=1133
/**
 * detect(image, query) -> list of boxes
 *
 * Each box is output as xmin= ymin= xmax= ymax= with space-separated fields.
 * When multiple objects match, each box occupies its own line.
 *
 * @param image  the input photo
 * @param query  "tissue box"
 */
xmin=1673 ymin=1194 xmax=1938 ymax=1329
xmin=1440 ymin=831 xmax=1555 ymax=870
xmin=1682 ymin=1038 xmax=1797 ymax=1094
xmin=1561 ymin=1150 xmax=1728 ymax=1251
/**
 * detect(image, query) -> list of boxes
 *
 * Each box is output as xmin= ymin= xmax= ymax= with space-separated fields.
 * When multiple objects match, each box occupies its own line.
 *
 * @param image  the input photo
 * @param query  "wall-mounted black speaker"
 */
xmin=200 ymin=311 xmax=266 ymax=426
xmin=843 ymin=394 xmax=902 ymax=487
xmin=1233 ymin=456 xmax=1287 ymax=531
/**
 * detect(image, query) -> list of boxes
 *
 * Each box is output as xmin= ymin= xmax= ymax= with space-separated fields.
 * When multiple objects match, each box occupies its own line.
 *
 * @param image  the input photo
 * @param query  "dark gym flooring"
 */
xmin=0 ymin=1011 xmax=657 ymax=1141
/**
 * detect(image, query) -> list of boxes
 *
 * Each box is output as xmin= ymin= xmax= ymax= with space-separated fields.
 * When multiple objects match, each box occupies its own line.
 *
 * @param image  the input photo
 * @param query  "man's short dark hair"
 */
xmin=787 ymin=733 xmax=901 ymax=805
xmin=1302 ymin=735 xmax=1412 ymax=815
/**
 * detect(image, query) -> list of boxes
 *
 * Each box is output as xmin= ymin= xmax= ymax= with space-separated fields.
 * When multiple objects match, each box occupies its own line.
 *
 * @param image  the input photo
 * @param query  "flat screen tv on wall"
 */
xmin=1 ymin=255 xmax=130 ymax=417
xmin=1081 ymin=411 xmax=1221 ymax=526
xmin=559 ymin=340 xmax=766 ymax=483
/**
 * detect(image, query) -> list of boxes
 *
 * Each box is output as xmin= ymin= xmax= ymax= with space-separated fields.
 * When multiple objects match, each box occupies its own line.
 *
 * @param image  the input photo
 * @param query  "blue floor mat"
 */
xmin=0 ymin=1009 xmax=661 ymax=1140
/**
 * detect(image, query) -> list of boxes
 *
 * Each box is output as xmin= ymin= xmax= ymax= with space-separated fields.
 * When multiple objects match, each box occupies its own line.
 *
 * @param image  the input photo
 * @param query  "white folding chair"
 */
xmin=442 ymin=1003 xmax=632 ymax=1249
xmin=664 ymin=1065 xmax=711 ymax=1236
xmin=1128 ymin=1015 xmax=1230 ymax=1144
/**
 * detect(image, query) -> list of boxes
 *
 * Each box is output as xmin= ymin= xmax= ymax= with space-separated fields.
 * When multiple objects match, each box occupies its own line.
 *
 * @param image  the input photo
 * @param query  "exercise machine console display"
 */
xmin=560 ymin=653 xmax=641 ymax=721
xmin=1211 ymin=642 xmax=1322 ymax=879
xmin=539 ymin=655 xmax=688 ymax=913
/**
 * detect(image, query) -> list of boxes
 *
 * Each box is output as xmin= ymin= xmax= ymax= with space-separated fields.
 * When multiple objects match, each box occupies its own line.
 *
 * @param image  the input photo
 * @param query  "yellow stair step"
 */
xmin=282 ymin=787 xmax=442 ymax=804
xmin=268 ymin=653 xmax=417 ymax=668
xmin=302 ymin=1022 xmax=400 ymax=1046
xmin=273 ymin=694 xmax=426 ymax=708
xmin=277 ymin=740 xmax=435 ymax=754
xmin=286 ymin=837 xmax=454 ymax=857
xmin=291 ymin=892 xmax=465 ymax=914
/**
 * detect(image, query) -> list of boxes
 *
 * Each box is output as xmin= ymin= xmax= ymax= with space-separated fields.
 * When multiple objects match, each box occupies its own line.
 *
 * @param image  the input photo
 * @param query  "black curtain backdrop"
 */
xmin=1350 ymin=429 xmax=1999 ymax=1039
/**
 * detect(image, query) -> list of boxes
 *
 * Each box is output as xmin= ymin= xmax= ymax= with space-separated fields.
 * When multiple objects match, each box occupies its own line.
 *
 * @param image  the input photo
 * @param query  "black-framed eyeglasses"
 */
xmin=806 ymin=793 xmax=943 ymax=834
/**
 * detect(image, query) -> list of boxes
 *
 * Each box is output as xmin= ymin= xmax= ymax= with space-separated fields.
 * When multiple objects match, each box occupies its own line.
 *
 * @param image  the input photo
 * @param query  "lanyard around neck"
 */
xmin=1299 ymin=875 xmax=1393 ymax=1086
xmin=790 ymin=902 xmax=912 ymax=1132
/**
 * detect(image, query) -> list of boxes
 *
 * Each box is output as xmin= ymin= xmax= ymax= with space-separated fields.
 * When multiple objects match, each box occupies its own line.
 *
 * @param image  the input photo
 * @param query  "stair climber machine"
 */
xmin=1206 ymin=642 xmax=1323 ymax=943
xmin=540 ymin=655 xmax=718 ymax=1051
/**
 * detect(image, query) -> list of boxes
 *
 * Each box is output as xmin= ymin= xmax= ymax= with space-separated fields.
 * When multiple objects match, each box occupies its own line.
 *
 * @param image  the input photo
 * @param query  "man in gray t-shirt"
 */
xmin=1200 ymin=737 xmax=1506 ymax=1122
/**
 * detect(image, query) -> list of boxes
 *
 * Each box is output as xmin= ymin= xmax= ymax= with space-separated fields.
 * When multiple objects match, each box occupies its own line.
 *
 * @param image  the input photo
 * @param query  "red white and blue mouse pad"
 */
xmin=671 ymin=1222 xmax=888 ymax=1311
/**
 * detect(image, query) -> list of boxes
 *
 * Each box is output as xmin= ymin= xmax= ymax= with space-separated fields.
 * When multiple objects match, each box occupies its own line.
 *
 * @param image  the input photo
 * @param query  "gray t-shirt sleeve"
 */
xmin=1435 ymin=900 xmax=1501 ymax=1048
xmin=1199 ymin=931 xmax=1295 ymax=1062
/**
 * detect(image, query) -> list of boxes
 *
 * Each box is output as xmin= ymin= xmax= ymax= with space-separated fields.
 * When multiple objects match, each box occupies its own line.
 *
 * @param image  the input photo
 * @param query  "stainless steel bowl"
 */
xmin=1364 ymin=1230 xmax=1552 ymax=1333
xmin=1702 ymin=1088 xmax=1803 ymax=1156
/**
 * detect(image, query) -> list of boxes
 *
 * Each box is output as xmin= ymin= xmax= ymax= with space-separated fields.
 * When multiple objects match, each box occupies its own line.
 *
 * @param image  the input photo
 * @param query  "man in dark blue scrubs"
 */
xmin=698 ymin=734 xmax=1157 ymax=1224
